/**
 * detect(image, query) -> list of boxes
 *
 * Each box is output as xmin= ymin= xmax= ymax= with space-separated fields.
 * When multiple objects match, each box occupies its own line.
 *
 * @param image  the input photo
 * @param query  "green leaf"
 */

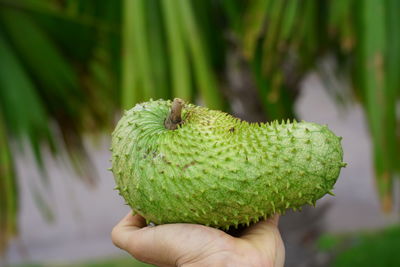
xmin=219 ymin=0 xmax=245 ymax=33
xmin=121 ymin=0 xmax=140 ymax=109
xmin=241 ymin=0 xmax=271 ymax=60
xmin=317 ymin=234 xmax=341 ymax=252
xmin=145 ymin=0 xmax=169 ymax=100
xmin=261 ymin=0 xmax=285 ymax=74
xmin=333 ymin=225 xmax=400 ymax=267
xmin=191 ymin=0 xmax=226 ymax=70
xmin=385 ymin=0 xmax=400 ymax=175
xmin=0 ymin=114 xmax=18 ymax=255
xmin=177 ymin=0 xmax=224 ymax=109
xmin=121 ymin=0 xmax=156 ymax=108
xmin=0 ymin=28 xmax=51 ymax=168
xmin=0 ymin=8 xmax=82 ymax=119
xmin=328 ymin=0 xmax=355 ymax=51
xmin=161 ymin=0 xmax=191 ymax=100
xmin=359 ymin=0 xmax=392 ymax=210
xmin=280 ymin=0 xmax=299 ymax=41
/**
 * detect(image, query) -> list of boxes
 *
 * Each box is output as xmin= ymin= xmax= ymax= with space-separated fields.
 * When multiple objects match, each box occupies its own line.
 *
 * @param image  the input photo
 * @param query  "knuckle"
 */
xmin=111 ymin=226 xmax=122 ymax=248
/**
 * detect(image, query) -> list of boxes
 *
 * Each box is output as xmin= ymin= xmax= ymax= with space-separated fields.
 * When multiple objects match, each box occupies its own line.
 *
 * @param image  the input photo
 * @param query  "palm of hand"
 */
xmin=112 ymin=212 xmax=285 ymax=267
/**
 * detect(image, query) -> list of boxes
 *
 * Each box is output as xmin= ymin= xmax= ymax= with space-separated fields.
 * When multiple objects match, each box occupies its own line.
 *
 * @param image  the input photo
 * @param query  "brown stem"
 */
xmin=165 ymin=98 xmax=184 ymax=130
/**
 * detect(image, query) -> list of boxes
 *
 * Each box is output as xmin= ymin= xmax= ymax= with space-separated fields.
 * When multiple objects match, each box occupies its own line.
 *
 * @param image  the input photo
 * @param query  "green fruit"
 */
xmin=111 ymin=99 xmax=345 ymax=229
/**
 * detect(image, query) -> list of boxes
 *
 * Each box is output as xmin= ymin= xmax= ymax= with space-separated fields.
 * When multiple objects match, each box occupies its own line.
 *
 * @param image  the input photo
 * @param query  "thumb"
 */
xmin=112 ymin=212 xmax=232 ymax=266
xmin=239 ymin=215 xmax=285 ymax=267
xmin=240 ymin=215 xmax=280 ymax=240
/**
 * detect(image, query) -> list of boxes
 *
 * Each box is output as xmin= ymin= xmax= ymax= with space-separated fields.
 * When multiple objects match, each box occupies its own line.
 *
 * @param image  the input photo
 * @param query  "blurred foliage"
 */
xmin=0 ymin=0 xmax=121 ymax=252
xmin=317 ymin=224 xmax=400 ymax=266
xmin=0 ymin=0 xmax=399 ymax=254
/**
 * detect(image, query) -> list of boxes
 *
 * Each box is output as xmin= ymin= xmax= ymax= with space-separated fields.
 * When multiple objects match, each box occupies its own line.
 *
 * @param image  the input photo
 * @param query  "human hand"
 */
xmin=112 ymin=212 xmax=285 ymax=267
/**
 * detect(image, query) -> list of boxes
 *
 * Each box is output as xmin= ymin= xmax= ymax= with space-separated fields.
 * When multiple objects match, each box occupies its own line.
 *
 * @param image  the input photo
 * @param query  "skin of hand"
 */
xmin=112 ymin=212 xmax=285 ymax=267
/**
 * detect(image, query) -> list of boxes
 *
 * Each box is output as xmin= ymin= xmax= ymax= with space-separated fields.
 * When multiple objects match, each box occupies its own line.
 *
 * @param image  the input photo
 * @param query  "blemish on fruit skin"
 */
xmin=111 ymin=99 xmax=344 ymax=228
xmin=182 ymin=161 xmax=196 ymax=170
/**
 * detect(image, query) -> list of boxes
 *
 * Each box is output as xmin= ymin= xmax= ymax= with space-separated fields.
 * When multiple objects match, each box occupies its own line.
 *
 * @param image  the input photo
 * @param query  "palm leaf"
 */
xmin=177 ymin=0 xmax=224 ymax=109
xmin=384 ymin=0 xmax=400 ymax=175
xmin=0 ymin=8 xmax=82 ymax=122
xmin=121 ymin=0 xmax=140 ymax=109
xmin=145 ymin=0 xmax=169 ymax=100
xmin=357 ymin=0 xmax=392 ymax=211
xmin=0 ymin=27 xmax=52 ymax=169
xmin=161 ymin=0 xmax=191 ymax=100
xmin=241 ymin=0 xmax=271 ymax=60
xmin=0 ymin=114 xmax=18 ymax=255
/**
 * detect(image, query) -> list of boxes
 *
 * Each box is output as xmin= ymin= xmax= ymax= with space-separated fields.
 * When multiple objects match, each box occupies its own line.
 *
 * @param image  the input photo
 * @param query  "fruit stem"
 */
xmin=165 ymin=98 xmax=184 ymax=130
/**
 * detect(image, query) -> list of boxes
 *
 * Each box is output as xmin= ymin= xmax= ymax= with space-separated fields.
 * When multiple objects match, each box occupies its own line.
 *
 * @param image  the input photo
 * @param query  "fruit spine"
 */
xmin=111 ymin=99 xmax=345 ymax=229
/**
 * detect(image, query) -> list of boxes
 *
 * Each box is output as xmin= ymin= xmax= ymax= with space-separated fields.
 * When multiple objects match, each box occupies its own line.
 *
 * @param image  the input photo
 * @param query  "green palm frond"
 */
xmin=0 ymin=0 xmax=120 ymax=251
xmin=0 ymin=114 xmax=18 ymax=255
xmin=357 ymin=0 xmax=393 ymax=211
xmin=0 ymin=26 xmax=53 ymax=168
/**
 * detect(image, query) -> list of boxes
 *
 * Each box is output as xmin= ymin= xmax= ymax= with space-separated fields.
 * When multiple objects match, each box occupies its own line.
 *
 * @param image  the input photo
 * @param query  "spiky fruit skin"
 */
xmin=111 ymin=99 xmax=344 ymax=229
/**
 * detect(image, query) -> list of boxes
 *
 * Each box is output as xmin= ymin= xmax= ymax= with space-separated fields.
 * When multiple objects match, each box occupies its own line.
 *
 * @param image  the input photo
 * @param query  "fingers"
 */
xmin=112 ymin=212 xmax=169 ymax=264
xmin=112 ymin=212 xmax=234 ymax=266
xmin=119 ymin=211 xmax=147 ymax=229
xmin=124 ymin=224 xmax=185 ymax=265
xmin=239 ymin=215 xmax=285 ymax=267
xmin=122 ymin=223 xmax=222 ymax=266
xmin=269 ymin=215 xmax=280 ymax=226
xmin=112 ymin=212 xmax=284 ymax=267
xmin=240 ymin=215 xmax=280 ymax=238
xmin=111 ymin=212 xmax=146 ymax=249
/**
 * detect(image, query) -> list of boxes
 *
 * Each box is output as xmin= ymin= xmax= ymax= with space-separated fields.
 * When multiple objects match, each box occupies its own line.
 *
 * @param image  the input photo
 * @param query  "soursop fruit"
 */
xmin=111 ymin=98 xmax=345 ymax=230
